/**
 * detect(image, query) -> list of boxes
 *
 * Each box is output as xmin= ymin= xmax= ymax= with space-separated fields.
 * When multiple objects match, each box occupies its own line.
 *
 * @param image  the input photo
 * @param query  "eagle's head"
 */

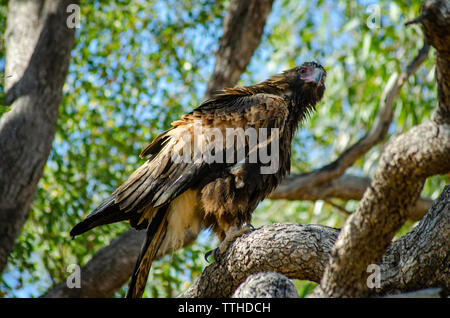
xmin=281 ymin=62 xmax=326 ymax=110
xmin=259 ymin=61 xmax=326 ymax=116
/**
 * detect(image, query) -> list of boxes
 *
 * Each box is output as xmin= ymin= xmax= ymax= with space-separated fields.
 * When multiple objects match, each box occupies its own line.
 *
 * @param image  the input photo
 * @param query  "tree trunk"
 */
xmin=0 ymin=0 xmax=78 ymax=274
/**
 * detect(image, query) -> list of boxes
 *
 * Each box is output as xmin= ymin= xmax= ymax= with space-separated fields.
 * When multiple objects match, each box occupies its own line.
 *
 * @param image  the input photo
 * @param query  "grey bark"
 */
xmin=180 ymin=186 xmax=449 ymax=298
xmin=317 ymin=122 xmax=449 ymax=298
xmin=316 ymin=0 xmax=450 ymax=298
xmin=378 ymin=186 xmax=449 ymax=295
xmin=43 ymin=0 xmax=273 ymax=298
xmin=180 ymin=223 xmax=339 ymax=298
xmin=416 ymin=0 xmax=449 ymax=125
xmin=384 ymin=288 xmax=443 ymax=298
xmin=0 ymin=0 xmax=78 ymax=275
xmin=232 ymin=272 xmax=298 ymax=298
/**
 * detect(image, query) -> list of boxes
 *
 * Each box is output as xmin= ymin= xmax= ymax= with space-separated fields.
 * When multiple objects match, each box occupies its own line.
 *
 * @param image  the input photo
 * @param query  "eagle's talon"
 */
xmin=215 ymin=223 xmax=256 ymax=256
xmin=246 ymin=223 xmax=255 ymax=231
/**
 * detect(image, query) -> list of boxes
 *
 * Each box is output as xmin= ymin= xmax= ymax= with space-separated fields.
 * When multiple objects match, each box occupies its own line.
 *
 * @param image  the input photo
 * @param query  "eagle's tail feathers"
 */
xmin=126 ymin=205 xmax=169 ymax=298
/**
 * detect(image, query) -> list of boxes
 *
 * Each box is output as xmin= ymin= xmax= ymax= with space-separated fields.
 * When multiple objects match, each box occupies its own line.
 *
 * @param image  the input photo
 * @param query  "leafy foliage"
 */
xmin=0 ymin=0 xmax=447 ymax=298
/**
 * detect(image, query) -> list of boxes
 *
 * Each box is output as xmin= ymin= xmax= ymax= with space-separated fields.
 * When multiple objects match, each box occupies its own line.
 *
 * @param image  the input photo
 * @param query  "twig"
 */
xmin=324 ymin=199 xmax=352 ymax=215
xmin=269 ymin=174 xmax=433 ymax=221
xmin=404 ymin=14 xmax=427 ymax=26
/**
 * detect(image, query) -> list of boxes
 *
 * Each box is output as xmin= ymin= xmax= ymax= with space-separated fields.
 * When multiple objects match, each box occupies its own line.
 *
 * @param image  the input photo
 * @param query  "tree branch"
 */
xmin=204 ymin=0 xmax=274 ymax=99
xmin=270 ymin=44 xmax=429 ymax=197
xmin=378 ymin=186 xmax=450 ymax=295
xmin=316 ymin=0 xmax=450 ymax=298
xmin=269 ymin=174 xmax=433 ymax=221
xmin=317 ymin=122 xmax=450 ymax=297
xmin=180 ymin=185 xmax=449 ymax=298
xmin=43 ymin=230 xmax=145 ymax=298
xmin=384 ymin=288 xmax=443 ymax=298
xmin=180 ymin=223 xmax=340 ymax=298
xmin=414 ymin=0 xmax=450 ymax=124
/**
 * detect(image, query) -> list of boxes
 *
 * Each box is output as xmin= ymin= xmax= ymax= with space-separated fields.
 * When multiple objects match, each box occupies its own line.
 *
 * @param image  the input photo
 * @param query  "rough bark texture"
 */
xmin=180 ymin=186 xmax=449 ymax=298
xmin=379 ymin=186 xmax=449 ymax=295
xmin=204 ymin=0 xmax=274 ymax=99
xmin=384 ymin=288 xmax=444 ymax=298
xmin=317 ymin=123 xmax=450 ymax=297
xmin=180 ymin=223 xmax=340 ymax=298
xmin=0 ymin=0 xmax=78 ymax=275
xmin=232 ymin=272 xmax=299 ymax=298
xmin=43 ymin=0 xmax=273 ymax=298
xmin=315 ymin=0 xmax=450 ymax=298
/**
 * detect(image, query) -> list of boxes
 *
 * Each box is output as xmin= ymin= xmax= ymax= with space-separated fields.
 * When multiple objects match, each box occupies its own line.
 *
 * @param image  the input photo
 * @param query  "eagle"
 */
xmin=70 ymin=61 xmax=326 ymax=298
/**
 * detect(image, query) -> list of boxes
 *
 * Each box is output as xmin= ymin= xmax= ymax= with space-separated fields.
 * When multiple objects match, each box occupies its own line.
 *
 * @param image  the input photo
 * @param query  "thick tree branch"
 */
xmin=0 ymin=0 xmax=77 ymax=275
xmin=270 ymin=44 xmax=430 ymax=197
xmin=316 ymin=0 xmax=450 ymax=298
xmin=269 ymin=174 xmax=433 ymax=221
xmin=317 ymin=122 xmax=450 ymax=297
xmin=180 ymin=223 xmax=339 ymax=298
xmin=43 ymin=0 xmax=274 ymax=297
xmin=384 ymin=288 xmax=443 ymax=298
xmin=204 ymin=0 xmax=274 ymax=99
xmin=378 ymin=186 xmax=449 ymax=295
xmin=43 ymin=229 xmax=196 ymax=298
xmin=180 ymin=186 xmax=449 ymax=298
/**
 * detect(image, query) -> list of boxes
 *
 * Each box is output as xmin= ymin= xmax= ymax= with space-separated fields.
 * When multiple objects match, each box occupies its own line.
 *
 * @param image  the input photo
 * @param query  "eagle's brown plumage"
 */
xmin=70 ymin=62 xmax=326 ymax=298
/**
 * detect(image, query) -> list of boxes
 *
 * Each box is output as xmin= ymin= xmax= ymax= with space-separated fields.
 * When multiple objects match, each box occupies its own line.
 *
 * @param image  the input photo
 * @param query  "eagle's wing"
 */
xmin=70 ymin=92 xmax=289 ymax=237
xmin=114 ymin=92 xmax=289 ymax=225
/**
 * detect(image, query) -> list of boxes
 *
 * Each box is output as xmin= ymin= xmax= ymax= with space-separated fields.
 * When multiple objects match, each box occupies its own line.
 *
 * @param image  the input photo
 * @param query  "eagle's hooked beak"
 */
xmin=312 ymin=68 xmax=325 ymax=86
xmin=301 ymin=63 xmax=326 ymax=87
